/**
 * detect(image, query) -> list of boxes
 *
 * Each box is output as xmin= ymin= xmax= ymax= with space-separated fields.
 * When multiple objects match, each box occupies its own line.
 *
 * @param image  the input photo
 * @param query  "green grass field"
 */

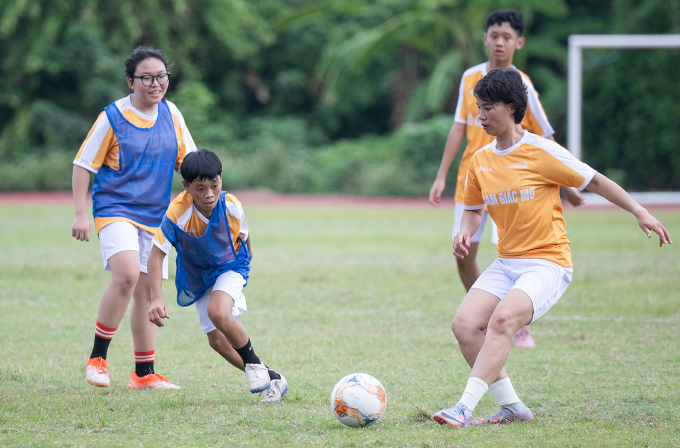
xmin=1 ymin=200 xmax=679 ymax=447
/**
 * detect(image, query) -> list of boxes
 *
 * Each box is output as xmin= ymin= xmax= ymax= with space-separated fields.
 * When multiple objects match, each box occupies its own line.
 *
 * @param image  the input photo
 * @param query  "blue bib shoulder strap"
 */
xmin=103 ymin=101 xmax=128 ymax=134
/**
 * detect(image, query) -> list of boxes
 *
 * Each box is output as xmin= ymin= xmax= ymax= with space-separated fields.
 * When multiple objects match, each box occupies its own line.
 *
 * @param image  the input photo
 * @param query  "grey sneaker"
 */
xmin=261 ymin=375 xmax=288 ymax=403
xmin=433 ymin=402 xmax=472 ymax=428
xmin=245 ymin=363 xmax=271 ymax=393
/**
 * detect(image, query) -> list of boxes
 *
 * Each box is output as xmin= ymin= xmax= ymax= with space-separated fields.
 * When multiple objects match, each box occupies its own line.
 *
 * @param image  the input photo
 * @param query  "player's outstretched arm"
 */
xmin=453 ymin=209 xmax=483 ymax=258
xmin=585 ymin=173 xmax=672 ymax=247
xmin=72 ymin=165 xmax=92 ymax=242
xmin=429 ymin=122 xmax=466 ymax=207
xmin=147 ymin=245 xmax=170 ymax=327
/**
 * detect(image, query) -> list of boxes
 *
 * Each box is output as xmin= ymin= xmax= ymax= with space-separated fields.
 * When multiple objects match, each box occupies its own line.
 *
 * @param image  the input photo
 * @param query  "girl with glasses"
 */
xmin=72 ymin=46 xmax=197 ymax=390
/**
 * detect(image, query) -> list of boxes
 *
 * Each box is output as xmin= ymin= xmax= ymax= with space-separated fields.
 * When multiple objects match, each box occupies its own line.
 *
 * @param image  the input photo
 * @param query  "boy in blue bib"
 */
xmin=147 ymin=150 xmax=287 ymax=402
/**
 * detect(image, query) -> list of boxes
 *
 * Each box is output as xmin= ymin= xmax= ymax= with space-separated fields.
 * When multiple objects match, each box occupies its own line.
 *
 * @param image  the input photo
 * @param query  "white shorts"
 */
xmin=98 ymin=221 xmax=168 ymax=280
xmin=194 ymin=271 xmax=248 ymax=334
xmin=453 ymin=201 xmax=499 ymax=244
xmin=471 ymin=257 xmax=573 ymax=324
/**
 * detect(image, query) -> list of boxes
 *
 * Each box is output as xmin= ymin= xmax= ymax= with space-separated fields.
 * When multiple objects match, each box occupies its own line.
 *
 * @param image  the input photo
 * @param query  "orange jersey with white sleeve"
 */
xmin=453 ymin=63 xmax=554 ymax=203
xmin=153 ymin=191 xmax=248 ymax=255
xmin=73 ymin=95 xmax=197 ymax=234
xmin=463 ymin=131 xmax=596 ymax=267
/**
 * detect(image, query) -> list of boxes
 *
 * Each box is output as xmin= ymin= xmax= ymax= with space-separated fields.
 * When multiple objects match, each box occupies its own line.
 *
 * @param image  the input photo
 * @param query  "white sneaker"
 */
xmin=85 ymin=357 xmax=110 ymax=387
xmin=245 ymin=363 xmax=271 ymax=393
xmin=261 ymin=375 xmax=288 ymax=403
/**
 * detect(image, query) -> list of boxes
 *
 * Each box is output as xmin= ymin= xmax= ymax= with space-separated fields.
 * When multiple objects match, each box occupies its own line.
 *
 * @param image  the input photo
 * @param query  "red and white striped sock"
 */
xmin=134 ymin=350 xmax=155 ymax=377
xmin=95 ymin=320 xmax=117 ymax=339
xmin=90 ymin=320 xmax=118 ymax=359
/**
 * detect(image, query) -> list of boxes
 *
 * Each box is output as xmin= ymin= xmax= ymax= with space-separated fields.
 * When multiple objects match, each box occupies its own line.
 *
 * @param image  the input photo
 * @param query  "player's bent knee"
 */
xmin=207 ymin=306 xmax=234 ymax=326
xmin=488 ymin=313 xmax=515 ymax=337
xmin=451 ymin=312 xmax=479 ymax=339
xmin=111 ymin=270 xmax=139 ymax=292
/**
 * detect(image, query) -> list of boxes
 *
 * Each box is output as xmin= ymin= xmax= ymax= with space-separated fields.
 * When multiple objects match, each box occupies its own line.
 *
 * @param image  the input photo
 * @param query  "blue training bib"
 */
xmin=161 ymin=192 xmax=250 ymax=306
xmin=92 ymin=98 xmax=178 ymax=227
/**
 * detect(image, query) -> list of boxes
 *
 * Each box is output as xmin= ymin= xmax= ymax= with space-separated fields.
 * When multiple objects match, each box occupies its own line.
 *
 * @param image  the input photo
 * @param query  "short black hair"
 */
xmin=473 ymin=69 xmax=527 ymax=124
xmin=180 ymin=149 xmax=223 ymax=184
xmin=486 ymin=9 xmax=525 ymax=37
xmin=125 ymin=46 xmax=171 ymax=79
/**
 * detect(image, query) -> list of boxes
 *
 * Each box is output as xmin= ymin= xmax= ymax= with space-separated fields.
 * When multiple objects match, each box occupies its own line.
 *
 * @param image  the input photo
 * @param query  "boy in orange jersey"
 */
xmin=146 ymin=150 xmax=287 ymax=403
xmin=433 ymin=69 xmax=671 ymax=428
xmin=428 ymin=9 xmax=585 ymax=348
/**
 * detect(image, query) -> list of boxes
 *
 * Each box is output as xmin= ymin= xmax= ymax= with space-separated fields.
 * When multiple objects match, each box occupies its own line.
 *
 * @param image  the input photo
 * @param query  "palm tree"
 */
xmin=277 ymin=0 xmax=568 ymax=127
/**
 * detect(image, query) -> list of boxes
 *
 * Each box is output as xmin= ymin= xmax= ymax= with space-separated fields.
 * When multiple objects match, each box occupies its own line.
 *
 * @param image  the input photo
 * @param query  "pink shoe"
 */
xmin=514 ymin=329 xmax=536 ymax=348
xmin=471 ymin=407 xmax=534 ymax=425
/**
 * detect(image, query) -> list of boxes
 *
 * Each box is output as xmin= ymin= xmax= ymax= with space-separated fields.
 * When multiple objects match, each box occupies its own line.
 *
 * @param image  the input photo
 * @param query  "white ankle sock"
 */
xmin=489 ymin=377 xmax=521 ymax=406
xmin=458 ymin=377 xmax=488 ymax=411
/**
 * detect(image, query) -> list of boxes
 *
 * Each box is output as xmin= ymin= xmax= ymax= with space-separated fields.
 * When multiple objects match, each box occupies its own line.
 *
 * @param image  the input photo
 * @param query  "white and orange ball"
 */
xmin=330 ymin=373 xmax=386 ymax=427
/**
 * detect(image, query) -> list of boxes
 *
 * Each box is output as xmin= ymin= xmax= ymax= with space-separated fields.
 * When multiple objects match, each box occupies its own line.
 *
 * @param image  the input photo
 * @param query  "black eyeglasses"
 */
xmin=133 ymin=73 xmax=170 ymax=86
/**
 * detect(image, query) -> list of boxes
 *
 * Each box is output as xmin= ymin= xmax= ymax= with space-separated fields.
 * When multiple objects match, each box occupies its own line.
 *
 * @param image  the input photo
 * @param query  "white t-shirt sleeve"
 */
xmin=453 ymin=72 xmax=468 ymax=125
xmin=73 ymin=113 xmax=112 ymax=174
xmin=175 ymin=108 xmax=197 ymax=156
xmin=224 ymin=200 xmax=249 ymax=241
xmin=524 ymin=81 xmax=555 ymax=137
xmin=167 ymin=101 xmax=198 ymax=173
xmin=152 ymin=225 xmax=174 ymax=255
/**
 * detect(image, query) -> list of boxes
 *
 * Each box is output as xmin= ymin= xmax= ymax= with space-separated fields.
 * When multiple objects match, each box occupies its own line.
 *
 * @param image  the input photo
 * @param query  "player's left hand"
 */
xmin=562 ymin=186 xmax=585 ymax=207
xmin=637 ymin=210 xmax=672 ymax=247
xmin=148 ymin=298 xmax=170 ymax=327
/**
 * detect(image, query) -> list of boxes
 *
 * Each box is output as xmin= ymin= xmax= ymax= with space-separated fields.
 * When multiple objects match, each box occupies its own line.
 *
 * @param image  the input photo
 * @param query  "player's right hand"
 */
xmin=637 ymin=210 xmax=672 ymax=247
xmin=453 ymin=232 xmax=471 ymax=259
xmin=72 ymin=214 xmax=91 ymax=242
xmin=148 ymin=298 xmax=170 ymax=327
xmin=429 ymin=178 xmax=446 ymax=207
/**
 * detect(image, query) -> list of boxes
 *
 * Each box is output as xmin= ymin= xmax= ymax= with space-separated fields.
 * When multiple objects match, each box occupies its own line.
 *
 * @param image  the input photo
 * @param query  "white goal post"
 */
xmin=567 ymin=34 xmax=680 ymax=160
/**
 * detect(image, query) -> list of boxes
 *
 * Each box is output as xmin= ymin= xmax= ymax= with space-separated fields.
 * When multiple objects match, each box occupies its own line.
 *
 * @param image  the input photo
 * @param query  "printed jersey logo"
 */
xmin=483 ymin=187 xmax=535 ymax=207
xmin=508 ymin=162 xmax=528 ymax=169
xmin=478 ymin=166 xmax=492 ymax=172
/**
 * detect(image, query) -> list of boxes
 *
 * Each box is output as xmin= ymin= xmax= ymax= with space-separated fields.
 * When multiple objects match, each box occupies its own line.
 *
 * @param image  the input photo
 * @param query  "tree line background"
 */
xmin=1 ymin=0 xmax=679 ymax=194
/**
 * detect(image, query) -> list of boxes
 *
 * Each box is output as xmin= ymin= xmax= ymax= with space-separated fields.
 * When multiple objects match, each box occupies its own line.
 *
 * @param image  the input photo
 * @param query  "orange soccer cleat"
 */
xmin=127 ymin=372 xmax=180 ymax=390
xmin=85 ymin=357 xmax=110 ymax=387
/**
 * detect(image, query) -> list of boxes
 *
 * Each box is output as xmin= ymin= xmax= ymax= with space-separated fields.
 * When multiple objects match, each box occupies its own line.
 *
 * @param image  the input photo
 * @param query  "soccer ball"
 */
xmin=331 ymin=373 xmax=386 ymax=428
